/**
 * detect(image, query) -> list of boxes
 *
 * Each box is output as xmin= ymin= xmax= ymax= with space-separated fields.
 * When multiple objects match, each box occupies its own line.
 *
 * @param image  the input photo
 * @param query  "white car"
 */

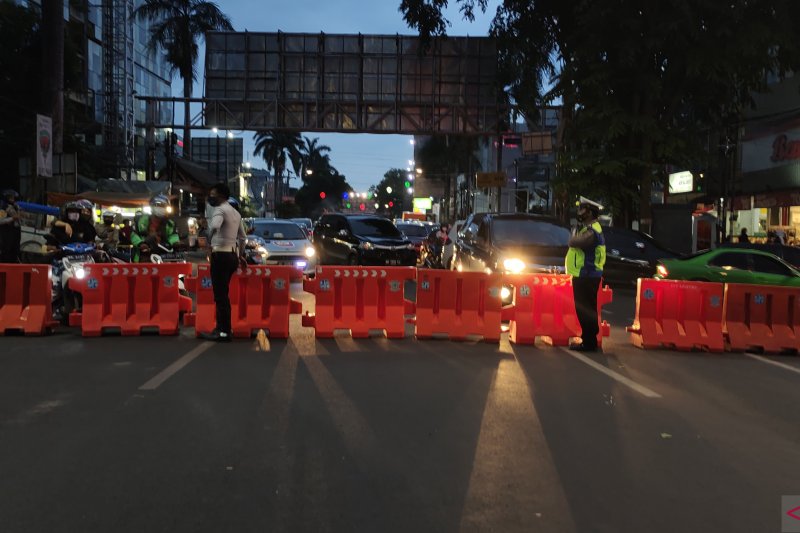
xmin=246 ymin=218 xmax=317 ymax=276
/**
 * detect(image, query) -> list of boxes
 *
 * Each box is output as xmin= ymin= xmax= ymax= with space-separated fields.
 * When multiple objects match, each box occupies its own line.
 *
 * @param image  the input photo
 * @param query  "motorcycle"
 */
xmin=144 ymin=242 xmax=189 ymax=295
xmin=49 ymin=241 xmax=98 ymax=323
xmin=421 ymin=234 xmax=452 ymax=269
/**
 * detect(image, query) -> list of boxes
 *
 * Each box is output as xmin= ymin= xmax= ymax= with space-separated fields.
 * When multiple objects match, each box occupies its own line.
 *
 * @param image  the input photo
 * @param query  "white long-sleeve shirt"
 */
xmin=208 ymin=201 xmax=246 ymax=251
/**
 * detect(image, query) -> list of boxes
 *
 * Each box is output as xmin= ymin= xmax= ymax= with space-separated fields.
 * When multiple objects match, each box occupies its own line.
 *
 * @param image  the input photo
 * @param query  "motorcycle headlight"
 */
xmin=305 ymin=246 xmax=316 ymax=258
xmin=500 ymin=287 xmax=512 ymax=300
xmin=75 ymin=267 xmax=86 ymax=280
xmin=503 ymin=258 xmax=526 ymax=274
xmin=256 ymin=246 xmax=268 ymax=256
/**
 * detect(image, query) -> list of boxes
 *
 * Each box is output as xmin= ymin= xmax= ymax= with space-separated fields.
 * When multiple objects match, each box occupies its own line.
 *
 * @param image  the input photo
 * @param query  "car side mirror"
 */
xmin=463 ymin=228 xmax=475 ymax=241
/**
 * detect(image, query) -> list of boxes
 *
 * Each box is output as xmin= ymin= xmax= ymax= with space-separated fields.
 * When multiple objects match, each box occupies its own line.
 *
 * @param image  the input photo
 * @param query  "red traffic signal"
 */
xmin=359 ymin=203 xmax=365 ymax=211
xmin=388 ymin=201 xmax=394 ymax=207
xmin=319 ymin=192 xmax=326 ymax=199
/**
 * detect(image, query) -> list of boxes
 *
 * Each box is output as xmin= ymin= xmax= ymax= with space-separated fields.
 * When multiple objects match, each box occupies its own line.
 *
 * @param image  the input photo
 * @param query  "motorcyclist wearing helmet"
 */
xmin=0 ymin=189 xmax=21 ymax=262
xmin=130 ymin=194 xmax=180 ymax=261
xmin=51 ymin=199 xmax=98 ymax=245
xmin=95 ymin=210 xmax=120 ymax=248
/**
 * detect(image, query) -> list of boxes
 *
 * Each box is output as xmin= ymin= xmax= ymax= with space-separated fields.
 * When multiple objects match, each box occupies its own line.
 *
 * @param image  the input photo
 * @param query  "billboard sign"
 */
xmin=668 ymin=171 xmax=693 ymax=193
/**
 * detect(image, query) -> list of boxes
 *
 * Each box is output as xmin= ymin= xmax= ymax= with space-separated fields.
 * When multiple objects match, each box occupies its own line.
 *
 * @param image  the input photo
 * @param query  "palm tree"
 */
xmin=299 ymin=136 xmax=335 ymax=180
xmin=134 ymin=0 xmax=233 ymax=162
xmin=253 ymin=130 xmax=303 ymax=215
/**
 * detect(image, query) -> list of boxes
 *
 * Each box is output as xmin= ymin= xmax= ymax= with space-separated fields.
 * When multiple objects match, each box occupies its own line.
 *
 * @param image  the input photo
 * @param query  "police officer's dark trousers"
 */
xmin=210 ymin=251 xmax=239 ymax=334
xmin=573 ymin=276 xmax=601 ymax=347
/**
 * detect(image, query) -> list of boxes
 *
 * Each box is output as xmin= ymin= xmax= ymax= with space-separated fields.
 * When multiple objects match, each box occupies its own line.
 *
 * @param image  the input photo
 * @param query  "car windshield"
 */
xmin=397 ymin=224 xmax=428 ymax=237
xmin=350 ymin=218 xmax=402 ymax=238
xmin=253 ymin=222 xmax=306 ymax=240
xmin=291 ymin=218 xmax=312 ymax=229
xmin=491 ymin=218 xmax=570 ymax=247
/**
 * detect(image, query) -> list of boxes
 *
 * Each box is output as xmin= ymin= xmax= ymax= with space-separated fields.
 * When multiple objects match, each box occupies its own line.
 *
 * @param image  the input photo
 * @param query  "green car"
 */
xmin=655 ymin=248 xmax=800 ymax=286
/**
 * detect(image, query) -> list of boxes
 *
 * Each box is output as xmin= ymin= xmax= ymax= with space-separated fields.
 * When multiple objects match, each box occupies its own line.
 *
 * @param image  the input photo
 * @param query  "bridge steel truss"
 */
xmin=198 ymin=32 xmax=508 ymax=135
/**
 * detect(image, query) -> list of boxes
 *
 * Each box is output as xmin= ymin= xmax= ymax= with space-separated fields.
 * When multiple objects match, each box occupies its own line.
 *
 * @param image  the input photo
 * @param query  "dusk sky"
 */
xmin=184 ymin=0 xmax=500 ymax=192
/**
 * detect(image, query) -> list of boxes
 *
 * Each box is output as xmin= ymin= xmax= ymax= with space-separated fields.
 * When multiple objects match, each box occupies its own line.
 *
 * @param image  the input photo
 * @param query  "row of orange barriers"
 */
xmin=0 ymin=263 xmax=612 ymax=344
xmin=627 ymin=278 xmax=800 ymax=353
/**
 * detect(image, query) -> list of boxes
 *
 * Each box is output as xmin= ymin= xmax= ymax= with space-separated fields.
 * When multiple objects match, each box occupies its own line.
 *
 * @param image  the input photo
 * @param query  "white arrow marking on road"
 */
xmin=103 ymin=268 xmax=109 ymax=276
xmin=559 ymin=348 xmax=662 ymax=398
xmin=335 ymin=269 xmax=341 ymax=278
xmin=371 ymin=270 xmax=377 ymax=277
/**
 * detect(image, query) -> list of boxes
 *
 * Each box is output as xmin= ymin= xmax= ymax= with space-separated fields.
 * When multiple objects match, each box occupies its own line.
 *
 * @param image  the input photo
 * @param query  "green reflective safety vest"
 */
xmin=565 ymin=221 xmax=606 ymax=278
xmin=130 ymin=215 xmax=179 ymax=262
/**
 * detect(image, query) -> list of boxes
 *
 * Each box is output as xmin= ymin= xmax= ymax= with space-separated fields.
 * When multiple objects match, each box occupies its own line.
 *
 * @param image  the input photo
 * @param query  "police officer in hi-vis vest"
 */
xmin=565 ymin=197 xmax=606 ymax=352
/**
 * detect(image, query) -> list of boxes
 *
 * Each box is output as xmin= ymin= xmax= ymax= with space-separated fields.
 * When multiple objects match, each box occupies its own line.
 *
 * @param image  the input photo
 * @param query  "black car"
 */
xmin=314 ymin=214 xmax=417 ymax=266
xmin=719 ymin=242 xmax=800 ymax=269
xmin=396 ymin=221 xmax=430 ymax=262
xmin=602 ymin=227 xmax=682 ymax=286
xmin=453 ymin=213 xmax=570 ymax=275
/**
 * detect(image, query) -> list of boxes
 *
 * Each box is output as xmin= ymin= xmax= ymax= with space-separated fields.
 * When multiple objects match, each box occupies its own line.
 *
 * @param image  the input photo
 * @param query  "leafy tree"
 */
xmin=400 ymin=0 xmax=800 ymax=227
xmin=370 ymin=169 xmax=411 ymax=219
xmin=134 ymin=0 xmax=234 ymax=162
xmin=299 ymin=136 xmax=334 ymax=178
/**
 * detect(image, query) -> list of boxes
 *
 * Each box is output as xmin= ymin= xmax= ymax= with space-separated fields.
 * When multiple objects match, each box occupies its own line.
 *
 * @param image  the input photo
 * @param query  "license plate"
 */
xmin=387 ymin=259 xmax=401 ymax=265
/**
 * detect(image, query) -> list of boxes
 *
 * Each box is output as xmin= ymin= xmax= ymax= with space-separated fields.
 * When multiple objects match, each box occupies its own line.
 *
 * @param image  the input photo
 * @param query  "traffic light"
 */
xmin=319 ymin=192 xmax=326 ymax=199
xmin=359 ymin=203 xmax=365 ymax=211
xmin=404 ymin=181 xmax=410 ymax=188
xmin=346 ymin=202 xmax=351 ymax=209
xmin=388 ymin=201 xmax=394 ymax=207
xmin=695 ymin=172 xmax=705 ymax=192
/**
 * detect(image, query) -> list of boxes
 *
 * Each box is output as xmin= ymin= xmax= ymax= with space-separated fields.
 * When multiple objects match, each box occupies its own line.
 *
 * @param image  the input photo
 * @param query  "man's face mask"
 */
xmin=152 ymin=207 xmax=167 ymax=218
xmin=67 ymin=212 xmax=80 ymax=222
xmin=207 ymin=196 xmax=221 ymax=207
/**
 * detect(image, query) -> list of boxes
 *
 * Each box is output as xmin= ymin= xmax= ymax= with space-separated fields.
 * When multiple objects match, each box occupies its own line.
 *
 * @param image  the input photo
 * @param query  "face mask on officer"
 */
xmin=207 ymin=196 xmax=222 ymax=208
xmin=67 ymin=211 xmax=80 ymax=222
xmin=152 ymin=206 xmax=167 ymax=218
xmin=577 ymin=206 xmax=595 ymax=223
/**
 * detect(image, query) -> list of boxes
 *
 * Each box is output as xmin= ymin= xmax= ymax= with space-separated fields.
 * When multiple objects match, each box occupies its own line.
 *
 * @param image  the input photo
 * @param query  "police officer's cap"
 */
xmin=576 ymin=196 xmax=604 ymax=215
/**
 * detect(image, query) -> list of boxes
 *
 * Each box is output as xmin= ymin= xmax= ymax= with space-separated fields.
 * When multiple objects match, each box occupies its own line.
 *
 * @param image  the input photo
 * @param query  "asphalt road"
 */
xmin=1 ymin=284 xmax=799 ymax=532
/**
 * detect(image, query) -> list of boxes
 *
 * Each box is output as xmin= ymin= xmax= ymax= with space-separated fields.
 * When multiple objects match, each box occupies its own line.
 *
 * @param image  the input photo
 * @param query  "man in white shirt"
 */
xmin=199 ymin=183 xmax=246 ymax=342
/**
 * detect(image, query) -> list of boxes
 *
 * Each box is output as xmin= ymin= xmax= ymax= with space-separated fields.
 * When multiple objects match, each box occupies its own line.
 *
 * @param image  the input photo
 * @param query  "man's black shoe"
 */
xmin=199 ymin=329 xmax=232 ymax=342
xmin=569 ymin=343 xmax=598 ymax=352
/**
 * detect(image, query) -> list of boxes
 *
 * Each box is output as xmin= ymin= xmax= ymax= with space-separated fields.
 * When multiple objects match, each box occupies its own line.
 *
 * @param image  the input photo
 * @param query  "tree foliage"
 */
xmin=293 ymin=136 xmax=351 ymax=217
xmin=400 ymin=0 xmax=800 ymax=224
xmin=370 ymin=168 xmax=411 ymax=218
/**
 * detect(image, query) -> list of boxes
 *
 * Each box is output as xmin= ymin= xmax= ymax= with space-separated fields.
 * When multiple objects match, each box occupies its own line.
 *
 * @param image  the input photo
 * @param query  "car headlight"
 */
xmin=305 ymin=246 xmax=316 ymax=258
xmin=503 ymin=258 xmax=526 ymax=274
xmin=256 ymin=246 xmax=268 ymax=256
xmin=359 ymin=242 xmax=373 ymax=250
xmin=406 ymin=243 xmax=415 ymax=250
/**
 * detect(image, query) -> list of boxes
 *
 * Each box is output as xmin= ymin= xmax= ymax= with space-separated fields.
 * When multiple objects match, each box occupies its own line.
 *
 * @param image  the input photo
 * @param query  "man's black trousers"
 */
xmin=572 ymin=276 xmax=601 ymax=348
xmin=210 ymin=252 xmax=239 ymax=334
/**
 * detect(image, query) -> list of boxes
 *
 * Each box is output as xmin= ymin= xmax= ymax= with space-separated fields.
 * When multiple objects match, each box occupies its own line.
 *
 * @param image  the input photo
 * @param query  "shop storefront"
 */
xmin=734 ymin=101 xmax=800 ymax=243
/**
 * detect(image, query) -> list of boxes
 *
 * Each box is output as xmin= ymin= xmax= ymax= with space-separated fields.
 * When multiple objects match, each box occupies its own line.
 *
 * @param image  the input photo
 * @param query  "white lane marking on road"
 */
xmin=560 ymin=348 xmax=662 ymax=398
xmin=745 ymin=353 xmax=800 ymax=376
xmin=139 ymin=342 xmax=214 ymax=390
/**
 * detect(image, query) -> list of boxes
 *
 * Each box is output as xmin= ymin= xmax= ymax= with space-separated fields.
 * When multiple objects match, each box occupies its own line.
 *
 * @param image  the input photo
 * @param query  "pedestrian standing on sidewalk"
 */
xmin=565 ymin=197 xmax=606 ymax=352
xmin=199 ymin=183 xmax=246 ymax=342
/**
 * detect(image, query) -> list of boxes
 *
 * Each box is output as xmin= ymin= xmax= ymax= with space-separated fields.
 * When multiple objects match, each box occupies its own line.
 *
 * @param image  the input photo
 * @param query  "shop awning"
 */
xmin=46 ymin=191 xmax=173 ymax=208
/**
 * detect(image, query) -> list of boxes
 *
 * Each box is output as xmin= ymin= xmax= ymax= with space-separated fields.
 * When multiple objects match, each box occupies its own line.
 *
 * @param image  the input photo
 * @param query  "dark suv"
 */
xmin=453 ymin=213 xmax=570 ymax=274
xmin=314 ymin=214 xmax=417 ymax=266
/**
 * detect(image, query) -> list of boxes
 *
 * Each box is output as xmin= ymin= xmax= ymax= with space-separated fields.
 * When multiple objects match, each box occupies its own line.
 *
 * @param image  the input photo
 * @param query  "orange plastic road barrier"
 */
xmin=68 ymin=263 xmax=192 ymax=336
xmin=413 ymin=269 xmax=503 ymax=342
xmin=501 ymin=274 xmax=612 ymax=346
xmin=184 ymin=264 xmax=302 ymax=338
xmin=302 ymin=266 xmax=415 ymax=338
xmin=0 ymin=264 xmax=57 ymax=335
xmin=626 ymin=279 xmax=724 ymax=352
xmin=724 ymin=283 xmax=800 ymax=353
